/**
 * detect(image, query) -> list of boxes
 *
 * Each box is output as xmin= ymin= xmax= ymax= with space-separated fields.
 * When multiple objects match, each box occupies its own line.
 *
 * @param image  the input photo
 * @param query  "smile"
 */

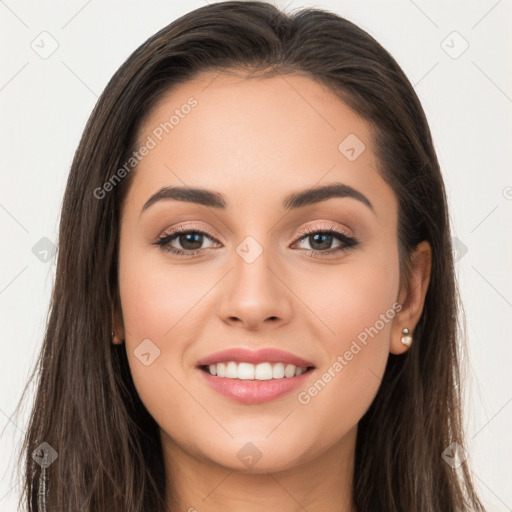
xmin=202 ymin=361 xmax=312 ymax=380
xmin=198 ymin=364 xmax=315 ymax=404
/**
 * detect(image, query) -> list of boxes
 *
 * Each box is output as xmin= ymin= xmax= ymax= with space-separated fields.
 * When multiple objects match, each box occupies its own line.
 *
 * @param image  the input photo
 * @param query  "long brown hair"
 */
xmin=14 ymin=2 xmax=485 ymax=510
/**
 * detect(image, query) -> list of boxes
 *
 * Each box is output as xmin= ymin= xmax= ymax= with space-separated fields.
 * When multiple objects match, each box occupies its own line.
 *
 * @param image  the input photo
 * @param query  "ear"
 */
xmin=112 ymin=288 xmax=125 ymax=345
xmin=390 ymin=241 xmax=432 ymax=354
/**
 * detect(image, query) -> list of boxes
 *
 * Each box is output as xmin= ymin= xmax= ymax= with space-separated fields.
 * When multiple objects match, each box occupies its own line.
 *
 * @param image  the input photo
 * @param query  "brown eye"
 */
xmin=154 ymin=226 xmax=218 ymax=257
xmin=293 ymin=225 xmax=358 ymax=256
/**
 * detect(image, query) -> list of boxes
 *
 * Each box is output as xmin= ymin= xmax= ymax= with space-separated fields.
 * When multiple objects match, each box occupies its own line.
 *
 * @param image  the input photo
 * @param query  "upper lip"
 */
xmin=196 ymin=347 xmax=315 ymax=368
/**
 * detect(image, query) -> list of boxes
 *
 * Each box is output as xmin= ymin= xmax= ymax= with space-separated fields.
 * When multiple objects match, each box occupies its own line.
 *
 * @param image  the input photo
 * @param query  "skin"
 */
xmin=113 ymin=71 xmax=431 ymax=512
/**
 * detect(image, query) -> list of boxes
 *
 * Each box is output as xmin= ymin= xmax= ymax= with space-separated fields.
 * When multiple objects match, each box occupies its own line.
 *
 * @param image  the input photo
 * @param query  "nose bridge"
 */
xmin=234 ymin=233 xmax=275 ymax=289
xmin=217 ymin=231 xmax=293 ymax=329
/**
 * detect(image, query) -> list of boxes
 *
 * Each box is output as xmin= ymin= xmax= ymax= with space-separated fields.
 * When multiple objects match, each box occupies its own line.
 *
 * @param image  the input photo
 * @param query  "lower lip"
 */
xmin=197 ymin=367 xmax=314 ymax=404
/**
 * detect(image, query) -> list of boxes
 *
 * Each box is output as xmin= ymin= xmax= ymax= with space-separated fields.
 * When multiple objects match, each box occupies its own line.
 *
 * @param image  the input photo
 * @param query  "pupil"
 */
xmin=310 ymin=233 xmax=331 ymax=250
xmin=180 ymin=233 xmax=203 ymax=250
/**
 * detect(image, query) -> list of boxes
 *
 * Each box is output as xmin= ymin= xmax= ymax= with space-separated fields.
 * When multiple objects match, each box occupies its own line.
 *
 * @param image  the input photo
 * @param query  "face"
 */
xmin=116 ymin=71 xmax=404 ymax=473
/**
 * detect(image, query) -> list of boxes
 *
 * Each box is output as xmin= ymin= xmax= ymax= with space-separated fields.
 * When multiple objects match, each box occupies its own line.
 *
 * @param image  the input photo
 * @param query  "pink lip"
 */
xmin=196 ymin=347 xmax=315 ymax=368
xmin=198 ymin=366 xmax=315 ymax=404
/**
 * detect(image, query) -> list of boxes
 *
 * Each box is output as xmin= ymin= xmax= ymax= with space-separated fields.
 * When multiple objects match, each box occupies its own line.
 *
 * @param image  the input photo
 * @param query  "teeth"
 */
xmin=206 ymin=361 xmax=308 ymax=380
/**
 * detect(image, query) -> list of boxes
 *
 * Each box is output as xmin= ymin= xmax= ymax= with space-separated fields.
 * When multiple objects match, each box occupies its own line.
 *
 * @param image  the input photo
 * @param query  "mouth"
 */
xmin=198 ymin=362 xmax=316 ymax=380
xmin=195 ymin=347 xmax=316 ymax=403
xmin=196 ymin=362 xmax=316 ymax=404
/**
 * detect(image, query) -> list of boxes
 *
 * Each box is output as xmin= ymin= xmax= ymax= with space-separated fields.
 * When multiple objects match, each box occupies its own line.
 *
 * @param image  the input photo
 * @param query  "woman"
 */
xmin=15 ymin=1 xmax=485 ymax=510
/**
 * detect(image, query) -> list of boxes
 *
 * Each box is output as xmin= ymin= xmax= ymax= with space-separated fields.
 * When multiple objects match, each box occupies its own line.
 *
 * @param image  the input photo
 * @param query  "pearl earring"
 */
xmin=401 ymin=328 xmax=412 ymax=347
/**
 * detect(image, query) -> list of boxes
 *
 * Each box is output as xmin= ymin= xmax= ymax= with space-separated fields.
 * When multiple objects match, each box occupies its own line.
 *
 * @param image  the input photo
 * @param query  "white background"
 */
xmin=1 ymin=1 xmax=511 ymax=510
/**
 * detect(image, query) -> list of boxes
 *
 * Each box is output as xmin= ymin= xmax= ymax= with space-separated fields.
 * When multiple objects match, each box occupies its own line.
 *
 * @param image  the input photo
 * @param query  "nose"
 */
xmin=217 ymin=246 xmax=294 ymax=332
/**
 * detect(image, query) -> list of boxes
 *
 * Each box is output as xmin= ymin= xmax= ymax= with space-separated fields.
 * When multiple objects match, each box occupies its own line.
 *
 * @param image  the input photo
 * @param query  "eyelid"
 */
xmin=295 ymin=222 xmax=353 ymax=239
xmin=157 ymin=222 xmax=218 ymax=241
xmin=157 ymin=221 xmax=353 ymax=241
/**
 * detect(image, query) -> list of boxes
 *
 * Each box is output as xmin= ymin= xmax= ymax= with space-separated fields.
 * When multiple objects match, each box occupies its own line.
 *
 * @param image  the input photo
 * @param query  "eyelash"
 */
xmin=153 ymin=224 xmax=358 ymax=258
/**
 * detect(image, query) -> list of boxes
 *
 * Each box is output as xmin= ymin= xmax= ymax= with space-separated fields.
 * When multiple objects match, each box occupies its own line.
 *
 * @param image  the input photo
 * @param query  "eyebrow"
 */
xmin=140 ymin=182 xmax=374 ymax=216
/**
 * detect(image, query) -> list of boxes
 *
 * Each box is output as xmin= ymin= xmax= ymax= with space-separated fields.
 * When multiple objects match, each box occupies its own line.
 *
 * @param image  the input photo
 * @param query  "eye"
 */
xmin=153 ymin=223 xmax=358 ymax=258
xmin=153 ymin=225 xmax=218 ymax=257
xmin=292 ymin=224 xmax=358 ymax=257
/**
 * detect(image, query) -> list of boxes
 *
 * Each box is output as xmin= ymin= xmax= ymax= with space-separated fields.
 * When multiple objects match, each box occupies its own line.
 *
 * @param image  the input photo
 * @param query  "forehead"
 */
xmin=123 ymin=71 xmax=395 ymax=221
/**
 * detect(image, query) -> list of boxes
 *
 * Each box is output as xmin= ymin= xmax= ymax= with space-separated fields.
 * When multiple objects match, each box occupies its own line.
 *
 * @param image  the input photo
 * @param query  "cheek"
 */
xmin=117 ymin=245 xmax=203 ymax=411
xmin=296 ymin=247 xmax=399 ymax=348
xmin=293 ymin=251 xmax=400 ymax=428
xmin=119 ymin=244 xmax=212 ymax=342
